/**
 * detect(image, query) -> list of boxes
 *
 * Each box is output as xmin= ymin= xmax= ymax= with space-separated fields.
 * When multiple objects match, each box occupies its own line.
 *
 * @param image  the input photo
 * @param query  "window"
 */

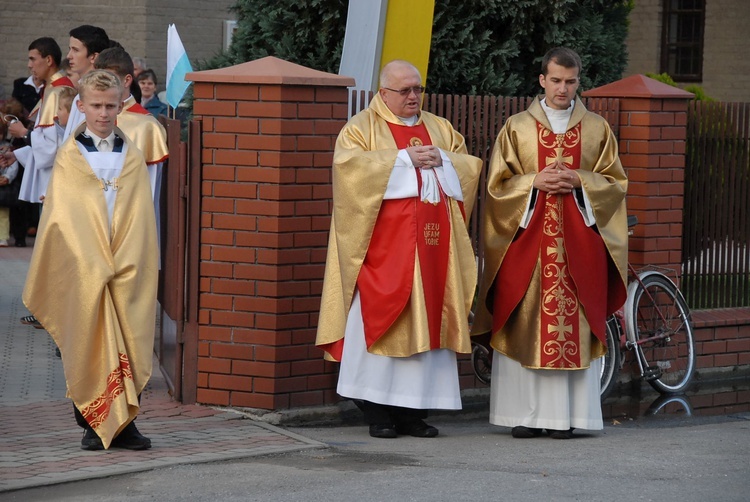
xmin=660 ymin=0 xmax=705 ymax=81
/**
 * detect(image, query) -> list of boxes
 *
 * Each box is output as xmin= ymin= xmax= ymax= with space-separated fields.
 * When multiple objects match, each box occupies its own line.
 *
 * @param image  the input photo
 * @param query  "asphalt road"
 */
xmin=6 ymin=412 xmax=749 ymax=502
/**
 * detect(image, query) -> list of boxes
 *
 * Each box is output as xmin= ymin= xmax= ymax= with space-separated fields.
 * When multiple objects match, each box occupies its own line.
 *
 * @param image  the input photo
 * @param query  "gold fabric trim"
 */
xmin=118 ymin=96 xmax=169 ymax=164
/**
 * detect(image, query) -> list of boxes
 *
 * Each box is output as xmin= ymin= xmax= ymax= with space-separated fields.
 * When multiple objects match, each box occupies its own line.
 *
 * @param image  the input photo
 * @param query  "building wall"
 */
xmin=623 ymin=0 xmax=661 ymax=77
xmin=0 ymin=0 xmax=234 ymax=100
xmin=702 ymin=0 xmax=749 ymax=102
xmin=624 ymin=0 xmax=750 ymax=102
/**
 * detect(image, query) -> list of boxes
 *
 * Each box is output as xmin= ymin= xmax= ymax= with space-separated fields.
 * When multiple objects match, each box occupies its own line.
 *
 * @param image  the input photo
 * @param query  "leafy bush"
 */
xmin=200 ymin=0 xmax=633 ymax=96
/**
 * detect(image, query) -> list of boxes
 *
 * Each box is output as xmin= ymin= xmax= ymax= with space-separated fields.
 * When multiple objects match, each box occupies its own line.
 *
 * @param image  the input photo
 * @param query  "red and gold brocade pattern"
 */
xmin=80 ymin=353 xmax=133 ymax=429
xmin=537 ymin=122 xmax=582 ymax=368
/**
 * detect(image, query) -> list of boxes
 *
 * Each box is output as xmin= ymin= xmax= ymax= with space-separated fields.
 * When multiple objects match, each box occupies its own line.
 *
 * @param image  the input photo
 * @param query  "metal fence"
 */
xmin=683 ymin=101 xmax=750 ymax=308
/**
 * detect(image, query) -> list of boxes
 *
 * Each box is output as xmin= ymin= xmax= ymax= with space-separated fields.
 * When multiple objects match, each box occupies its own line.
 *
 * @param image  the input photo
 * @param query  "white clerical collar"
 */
xmin=397 ymin=114 xmax=419 ymax=126
xmin=540 ymin=98 xmax=575 ymax=134
xmin=84 ymin=128 xmax=116 ymax=152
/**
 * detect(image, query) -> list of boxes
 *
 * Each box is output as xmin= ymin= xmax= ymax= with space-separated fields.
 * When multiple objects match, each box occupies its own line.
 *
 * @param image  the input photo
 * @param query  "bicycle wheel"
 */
xmin=471 ymin=342 xmax=492 ymax=385
xmin=599 ymin=316 xmax=621 ymax=399
xmin=628 ymin=273 xmax=696 ymax=394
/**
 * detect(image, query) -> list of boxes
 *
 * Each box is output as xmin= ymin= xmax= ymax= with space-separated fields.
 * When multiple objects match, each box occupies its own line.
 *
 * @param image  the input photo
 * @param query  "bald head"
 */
xmin=378 ymin=60 xmax=424 ymax=118
xmin=379 ymin=60 xmax=421 ymax=89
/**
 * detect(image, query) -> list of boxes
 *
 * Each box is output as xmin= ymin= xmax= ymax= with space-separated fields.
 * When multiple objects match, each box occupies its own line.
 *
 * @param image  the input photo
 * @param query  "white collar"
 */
xmin=397 ymin=114 xmax=418 ymax=126
xmin=84 ymin=128 xmax=116 ymax=150
xmin=24 ymin=75 xmax=44 ymax=93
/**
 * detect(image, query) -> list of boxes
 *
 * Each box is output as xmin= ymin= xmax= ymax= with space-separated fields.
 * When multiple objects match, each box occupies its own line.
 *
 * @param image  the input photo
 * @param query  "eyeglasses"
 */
xmin=383 ymin=86 xmax=426 ymax=96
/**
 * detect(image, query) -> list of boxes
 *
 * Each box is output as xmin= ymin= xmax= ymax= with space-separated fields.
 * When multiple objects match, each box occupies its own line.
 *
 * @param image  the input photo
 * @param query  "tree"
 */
xmin=428 ymin=0 xmax=634 ymax=95
xmin=204 ymin=0 xmax=347 ymax=73
xmin=201 ymin=0 xmax=633 ymax=97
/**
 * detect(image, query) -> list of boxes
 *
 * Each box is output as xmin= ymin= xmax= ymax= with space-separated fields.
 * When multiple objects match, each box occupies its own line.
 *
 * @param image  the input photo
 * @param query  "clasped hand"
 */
xmin=533 ymin=160 xmax=580 ymax=194
xmin=0 ymin=149 xmax=16 ymax=169
xmin=406 ymin=145 xmax=442 ymax=169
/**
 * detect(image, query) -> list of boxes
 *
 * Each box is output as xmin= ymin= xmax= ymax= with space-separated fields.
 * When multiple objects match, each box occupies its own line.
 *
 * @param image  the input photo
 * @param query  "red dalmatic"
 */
xmin=356 ymin=122 xmax=454 ymax=349
xmin=493 ymin=122 xmax=613 ymax=369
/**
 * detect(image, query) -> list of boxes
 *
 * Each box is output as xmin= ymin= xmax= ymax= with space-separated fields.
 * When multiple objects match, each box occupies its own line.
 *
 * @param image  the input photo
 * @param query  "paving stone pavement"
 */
xmin=0 ymin=246 xmax=325 ymax=493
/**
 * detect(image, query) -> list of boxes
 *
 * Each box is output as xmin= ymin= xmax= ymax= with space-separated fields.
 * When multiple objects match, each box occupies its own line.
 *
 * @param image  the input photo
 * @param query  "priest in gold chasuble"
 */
xmin=316 ymin=60 xmax=481 ymax=438
xmin=473 ymin=48 xmax=628 ymax=439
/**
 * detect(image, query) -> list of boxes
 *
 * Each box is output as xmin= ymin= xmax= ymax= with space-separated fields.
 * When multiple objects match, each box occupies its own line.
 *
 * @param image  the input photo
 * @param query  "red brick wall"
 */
xmin=617 ymin=97 xmax=688 ymax=277
xmin=693 ymin=308 xmax=750 ymax=371
xmin=190 ymin=77 xmax=349 ymax=410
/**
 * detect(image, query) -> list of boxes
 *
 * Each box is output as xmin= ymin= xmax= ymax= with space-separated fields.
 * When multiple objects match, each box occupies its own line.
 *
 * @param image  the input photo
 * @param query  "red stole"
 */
xmin=492 ymin=122 xmax=616 ymax=369
xmin=51 ymin=76 xmax=75 ymax=89
xmin=122 ymin=102 xmax=150 ymax=116
xmin=356 ymin=122 xmax=452 ymax=349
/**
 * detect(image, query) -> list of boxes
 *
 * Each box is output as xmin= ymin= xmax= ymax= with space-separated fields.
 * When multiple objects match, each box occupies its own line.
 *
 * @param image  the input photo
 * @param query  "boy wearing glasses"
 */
xmin=316 ymin=60 xmax=481 ymax=439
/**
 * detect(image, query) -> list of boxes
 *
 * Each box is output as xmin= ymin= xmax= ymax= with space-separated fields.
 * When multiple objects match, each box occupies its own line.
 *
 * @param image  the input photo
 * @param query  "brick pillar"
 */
xmin=187 ymin=57 xmax=354 ymax=410
xmin=583 ymin=75 xmax=694 ymax=276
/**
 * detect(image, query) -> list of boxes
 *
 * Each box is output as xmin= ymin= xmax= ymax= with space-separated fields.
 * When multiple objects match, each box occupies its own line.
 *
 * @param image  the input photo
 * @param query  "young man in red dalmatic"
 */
xmin=316 ymin=60 xmax=482 ymax=439
xmin=473 ymin=47 xmax=628 ymax=440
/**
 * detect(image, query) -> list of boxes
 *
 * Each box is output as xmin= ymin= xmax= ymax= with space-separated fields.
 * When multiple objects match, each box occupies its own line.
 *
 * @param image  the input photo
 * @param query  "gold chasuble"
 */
xmin=316 ymin=93 xmax=481 ymax=361
xmin=117 ymin=96 xmax=169 ymax=165
xmin=23 ymin=125 xmax=158 ymax=448
xmin=474 ymin=97 xmax=628 ymax=370
xmin=34 ymin=71 xmax=76 ymax=128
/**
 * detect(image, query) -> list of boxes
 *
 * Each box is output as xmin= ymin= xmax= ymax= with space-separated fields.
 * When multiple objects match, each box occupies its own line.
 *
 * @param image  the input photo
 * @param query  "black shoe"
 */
xmin=81 ymin=428 xmax=104 ymax=450
xmin=14 ymin=239 xmax=26 ymax=247
xmin=111 ymin=421 xmax=152 ymax=450
xmin=548 ymin=428 xmax=575 ymax=440
xmin=55 ymin=347 xmax=61 ymax=358
xmin=395 ymin=420 xmax=439 ymax=438
xmin=511 ymin=426 xmax=544 ymax=438
xmin=369 ymin=423 xmax=398 ymax=439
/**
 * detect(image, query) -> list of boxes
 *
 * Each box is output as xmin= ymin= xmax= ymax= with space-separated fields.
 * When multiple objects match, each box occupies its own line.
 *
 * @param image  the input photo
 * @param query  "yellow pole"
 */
xmin=379 ymin=0 xmax=435 ymax=84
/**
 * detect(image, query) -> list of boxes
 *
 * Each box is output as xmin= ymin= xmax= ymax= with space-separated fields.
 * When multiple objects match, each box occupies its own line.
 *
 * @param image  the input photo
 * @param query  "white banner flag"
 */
xmin=166 ymin=24 xmax=194 ymax=108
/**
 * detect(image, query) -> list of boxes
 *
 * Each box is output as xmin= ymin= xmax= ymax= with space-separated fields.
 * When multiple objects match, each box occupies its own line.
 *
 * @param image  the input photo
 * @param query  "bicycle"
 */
xmin=471 ymin=215 xmax=697 ymax=400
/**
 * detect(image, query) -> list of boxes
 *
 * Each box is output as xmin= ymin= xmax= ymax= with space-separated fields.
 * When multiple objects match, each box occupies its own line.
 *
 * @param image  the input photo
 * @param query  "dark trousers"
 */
xmin=354 ymin=399 xmax=428 ymax=426
xmin=8 ymin=201 xmax=30 ymax=244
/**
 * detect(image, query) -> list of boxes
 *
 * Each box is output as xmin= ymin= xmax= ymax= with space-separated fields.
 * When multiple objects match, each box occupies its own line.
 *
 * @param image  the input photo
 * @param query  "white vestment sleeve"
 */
xmin=520 ymin=188 xmax=538 ymax=229
xmin=576 ymin=188 xmax=596 ymax=227
xmin=63 ymin=96 xmax=85 ymax=141
xmin=30 ymin=125 xmax=59 ymax=170
xmin=433 ymin=149 xmax=463 ymax=201
xmin=383 ymin=149 xmax=419 ymax=200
